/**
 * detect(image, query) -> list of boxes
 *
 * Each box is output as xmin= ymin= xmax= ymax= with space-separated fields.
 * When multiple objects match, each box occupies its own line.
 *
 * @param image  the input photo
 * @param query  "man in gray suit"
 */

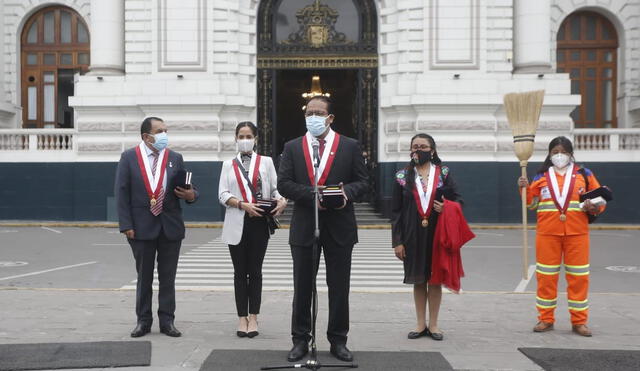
xmin=115 ymin=117 xmax=198 ymax=338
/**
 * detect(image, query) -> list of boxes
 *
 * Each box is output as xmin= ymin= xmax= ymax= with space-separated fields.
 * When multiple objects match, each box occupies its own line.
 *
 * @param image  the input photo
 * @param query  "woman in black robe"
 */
xmin=391 ymin=133 xmax=461 ymax=341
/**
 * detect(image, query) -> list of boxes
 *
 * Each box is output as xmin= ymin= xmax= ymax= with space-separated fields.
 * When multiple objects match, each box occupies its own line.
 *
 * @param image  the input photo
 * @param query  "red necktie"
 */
xmin=150 ymin=152 xmax=164 ymax=216
xmin=319 ymin=139 xmax=326 ymax=159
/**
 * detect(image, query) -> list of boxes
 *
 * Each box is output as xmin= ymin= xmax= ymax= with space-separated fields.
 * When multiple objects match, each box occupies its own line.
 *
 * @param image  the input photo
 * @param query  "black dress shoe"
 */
xmin=236 ymin=330 xmax=248 ymax=338
xmin=159 ymin=323 xmax=182 ymax=337
xmin=287 ymin=342 xmax=308 ymax=362
xmin=407 ymin=327 xmax=430 ymax=339
xmin=130 ymin=323 xmax=150 ymax=338
xmin=429 ymin=331 xmax=444 ymax=341
xmin=247 ymin=330 xmax=259 ymax=338
xmin=330 ymin=344 xmax=353 ymax=362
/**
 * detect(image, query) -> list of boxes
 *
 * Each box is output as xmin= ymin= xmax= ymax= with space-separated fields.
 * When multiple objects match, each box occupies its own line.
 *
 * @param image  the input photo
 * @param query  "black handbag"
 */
xmin=578 ymin=168 xmax=612 ymax=224
xmin=233 ymin=158 xmax=280 ymax=234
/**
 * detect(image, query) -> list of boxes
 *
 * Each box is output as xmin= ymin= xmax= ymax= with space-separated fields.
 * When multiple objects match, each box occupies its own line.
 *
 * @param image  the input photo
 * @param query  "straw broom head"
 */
xmin=503 ymin=90 xmax=545 ymax=167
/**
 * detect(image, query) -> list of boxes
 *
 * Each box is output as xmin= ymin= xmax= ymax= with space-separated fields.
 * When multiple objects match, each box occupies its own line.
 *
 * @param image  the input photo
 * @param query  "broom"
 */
xmin=504 ymin=90 xmax=545 ymax=280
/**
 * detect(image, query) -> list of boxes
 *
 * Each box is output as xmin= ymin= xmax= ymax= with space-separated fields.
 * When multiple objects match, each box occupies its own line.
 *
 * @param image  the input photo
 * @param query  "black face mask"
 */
xmin=412 ymin=150 xmax=432 ymax=165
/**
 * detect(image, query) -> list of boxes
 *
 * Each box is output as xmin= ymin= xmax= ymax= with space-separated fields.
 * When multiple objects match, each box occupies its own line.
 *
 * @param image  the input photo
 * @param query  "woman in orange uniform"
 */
xmin=518 ymin=136 xmax=605 ymax=337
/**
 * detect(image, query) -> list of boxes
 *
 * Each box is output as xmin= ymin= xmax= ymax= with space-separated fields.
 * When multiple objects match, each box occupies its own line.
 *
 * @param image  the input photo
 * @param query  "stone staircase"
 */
xmin=278 ymin=202 xmax=389 ymax=226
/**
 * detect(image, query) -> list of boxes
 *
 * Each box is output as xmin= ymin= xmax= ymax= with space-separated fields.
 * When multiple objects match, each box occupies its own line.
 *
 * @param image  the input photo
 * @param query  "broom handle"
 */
xmin=521 ymin=165 xmax=529 ymax=280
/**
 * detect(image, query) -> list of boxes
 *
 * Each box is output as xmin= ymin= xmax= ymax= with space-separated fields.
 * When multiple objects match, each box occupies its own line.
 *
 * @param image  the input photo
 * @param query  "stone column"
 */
xmin=88 ymin=0 xmax=124 ymax=75
xmin=513 ymin=0 xmax=552 ymax=73
xmin=0 ymin=3 xmax=5 ymax=100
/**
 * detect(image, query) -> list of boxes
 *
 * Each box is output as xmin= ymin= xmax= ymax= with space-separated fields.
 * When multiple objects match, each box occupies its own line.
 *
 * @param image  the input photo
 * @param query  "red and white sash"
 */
xmin=545 ymin=163 xmax=577 ymax=215
xmin=411 ymin=164 xmax=440 ymax=223
xmin=135 ymin=142 xmax=169 ymax=204
xmin=302 ymin=130 xmax=340 ymax=186
xmin=232 ymin=152 xmax=261 ymax=203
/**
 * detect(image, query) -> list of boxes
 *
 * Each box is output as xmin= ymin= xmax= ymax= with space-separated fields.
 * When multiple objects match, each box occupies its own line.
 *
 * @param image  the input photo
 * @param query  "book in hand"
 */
xmin=174 ymin=169 xmax=193 ymax=190
xmin=320 ymin=185 xmax=345 ymax=209
xmin=256 ymin=199 xmax=278 ymax=215
xmin=579 ymin=186 xmax=612 ymax=208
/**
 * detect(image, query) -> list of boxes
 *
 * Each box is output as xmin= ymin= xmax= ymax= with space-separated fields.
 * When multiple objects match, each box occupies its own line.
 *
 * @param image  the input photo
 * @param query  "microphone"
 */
xmin=311 ymin=138 xmax=320 ymax=168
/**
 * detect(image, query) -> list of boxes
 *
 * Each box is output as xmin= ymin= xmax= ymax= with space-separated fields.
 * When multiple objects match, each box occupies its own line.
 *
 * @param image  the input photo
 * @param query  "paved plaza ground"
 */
xmin=1 ymin=226 xmax=639 ymax=370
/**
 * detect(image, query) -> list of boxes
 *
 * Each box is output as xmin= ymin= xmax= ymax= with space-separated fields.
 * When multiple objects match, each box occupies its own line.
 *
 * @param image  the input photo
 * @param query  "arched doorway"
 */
xmin=21 ymin=6 xmax=90 ymax=128
xmin=257 ymin=0 xmax=378 ymax=164
xmin=557 ymin=11 xmax=618 ymax=128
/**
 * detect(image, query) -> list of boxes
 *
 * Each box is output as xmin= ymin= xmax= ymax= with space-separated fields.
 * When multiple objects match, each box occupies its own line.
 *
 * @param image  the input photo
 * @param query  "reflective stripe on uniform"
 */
xmin=536 ymin=262 xmax=561 ymax=275
xmin=564 ymin=263 xmax=590 ymax=276
xmin=568 ymin=299 xmax=589 ymax=311
xmin=536 ymin=296 xmax=558 ymax=309
xmin=536 ymin=201 xmax=582 ymax=213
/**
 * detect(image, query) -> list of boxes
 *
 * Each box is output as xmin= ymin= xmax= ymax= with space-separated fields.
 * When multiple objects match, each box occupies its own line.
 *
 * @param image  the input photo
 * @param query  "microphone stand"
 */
xmin=261 ymin=143 xmax=357 ymax=370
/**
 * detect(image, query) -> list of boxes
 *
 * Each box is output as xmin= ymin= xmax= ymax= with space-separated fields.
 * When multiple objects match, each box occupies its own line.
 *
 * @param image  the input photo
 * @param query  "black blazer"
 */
xmin=115 ymin=147 xmax=198 ymax=241
xmin=277 ymin=133 xmax=369 ymax=247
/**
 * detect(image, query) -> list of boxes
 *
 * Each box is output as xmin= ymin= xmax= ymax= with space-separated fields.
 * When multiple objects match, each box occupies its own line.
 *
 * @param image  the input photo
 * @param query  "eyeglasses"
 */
xmin=411 ymin=145 xmax=431 ymax=151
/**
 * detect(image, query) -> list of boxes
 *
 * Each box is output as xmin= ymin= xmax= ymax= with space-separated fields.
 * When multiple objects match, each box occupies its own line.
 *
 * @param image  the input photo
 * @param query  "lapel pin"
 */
xmin=169 ymin=162 xmax=173 ymax=168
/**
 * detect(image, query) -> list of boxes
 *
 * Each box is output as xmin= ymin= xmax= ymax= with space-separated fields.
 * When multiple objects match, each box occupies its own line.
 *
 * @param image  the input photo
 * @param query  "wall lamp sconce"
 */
xmin=537 ymin=74 xmax=544 ymax=79
xmin=96 ymin=76 xmax=103 ymax=81
xmin=453 ymin=74 xmax=460 ymax=79
xmin=177 ymin=74 xmax=184 ymax=79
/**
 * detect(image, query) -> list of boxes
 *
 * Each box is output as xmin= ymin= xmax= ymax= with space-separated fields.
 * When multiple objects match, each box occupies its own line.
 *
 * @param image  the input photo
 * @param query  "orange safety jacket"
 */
xmin=525 ymin=166 xmax=605 ymax=236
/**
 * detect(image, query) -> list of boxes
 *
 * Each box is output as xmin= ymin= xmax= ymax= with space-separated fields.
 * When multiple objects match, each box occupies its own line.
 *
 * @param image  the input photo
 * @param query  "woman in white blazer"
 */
xmin=218 ymin=121 xmax=287 ymax=338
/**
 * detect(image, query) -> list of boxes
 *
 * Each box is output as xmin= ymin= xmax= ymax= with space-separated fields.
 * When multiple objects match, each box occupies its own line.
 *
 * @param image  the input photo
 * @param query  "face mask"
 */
xmin=237 ymin=138 xmax=255 ymax=153
xmin=551 ymin=153 xmax=570 ymax=169
xmin=150 ymin=132 xmax=168 ymax=151
xmin=411 ymin=150 xmax=432 ymax=165
xmin=306 ymin=115 xmax=329 ymax=137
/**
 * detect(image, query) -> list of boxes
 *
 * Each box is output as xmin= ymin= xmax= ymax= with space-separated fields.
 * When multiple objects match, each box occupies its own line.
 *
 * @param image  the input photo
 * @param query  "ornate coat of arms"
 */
xmin=283 ymin=0 xmax=352 ymax=48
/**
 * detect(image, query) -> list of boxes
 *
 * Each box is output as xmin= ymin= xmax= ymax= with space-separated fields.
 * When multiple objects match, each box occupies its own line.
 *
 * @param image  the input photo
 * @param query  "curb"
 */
xmin=1 ymin=222 xmax=639 ymax=230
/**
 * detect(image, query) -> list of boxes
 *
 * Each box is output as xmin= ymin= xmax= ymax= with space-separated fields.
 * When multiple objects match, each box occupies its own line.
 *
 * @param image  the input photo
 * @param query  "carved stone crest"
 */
xmin=283 ymin=0 xmax=352 ymax=48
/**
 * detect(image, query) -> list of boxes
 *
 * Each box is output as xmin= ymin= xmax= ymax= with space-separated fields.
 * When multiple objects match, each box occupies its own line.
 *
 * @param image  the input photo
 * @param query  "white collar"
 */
xmin=306 ymin=128 xmax=335 ymax=143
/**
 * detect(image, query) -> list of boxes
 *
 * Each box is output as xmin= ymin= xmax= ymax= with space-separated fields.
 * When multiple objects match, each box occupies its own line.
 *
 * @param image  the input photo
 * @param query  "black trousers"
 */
xmin=128 ymin=230 xmax=181 ymax=327
xmin=291 ymin=231 xmax=353 ymax=346
xmin=228 ymin=216 xmax=269 ymax=317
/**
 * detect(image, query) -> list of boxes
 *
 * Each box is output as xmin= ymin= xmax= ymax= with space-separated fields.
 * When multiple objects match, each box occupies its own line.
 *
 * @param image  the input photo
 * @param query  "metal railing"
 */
xmin=0 ymin=129 xmax=74 ymax=151
xmin=573 ymin=129 xmax=640 ymax=151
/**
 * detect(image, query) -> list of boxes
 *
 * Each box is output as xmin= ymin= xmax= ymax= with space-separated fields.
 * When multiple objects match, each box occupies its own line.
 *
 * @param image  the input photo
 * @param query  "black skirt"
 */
xmin=402 ymin=217 xmax=436 ymax=284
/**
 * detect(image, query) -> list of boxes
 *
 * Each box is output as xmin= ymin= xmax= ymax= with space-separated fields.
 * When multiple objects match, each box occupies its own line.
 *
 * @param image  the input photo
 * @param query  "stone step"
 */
xmin=277 ymin=203 xmax=388 ymax=225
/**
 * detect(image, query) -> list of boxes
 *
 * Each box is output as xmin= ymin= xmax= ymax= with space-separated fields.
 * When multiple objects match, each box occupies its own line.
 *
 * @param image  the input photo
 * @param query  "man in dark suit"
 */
xmin=278 ymin=96 xmax=369 ymax=362
xmin=115 ymin=117 xmax=198 ymax=338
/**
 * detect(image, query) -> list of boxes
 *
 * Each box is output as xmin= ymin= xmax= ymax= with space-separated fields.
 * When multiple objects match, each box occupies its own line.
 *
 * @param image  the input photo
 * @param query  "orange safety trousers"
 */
xmin=535 ymin=234 xmax=590 ymax=325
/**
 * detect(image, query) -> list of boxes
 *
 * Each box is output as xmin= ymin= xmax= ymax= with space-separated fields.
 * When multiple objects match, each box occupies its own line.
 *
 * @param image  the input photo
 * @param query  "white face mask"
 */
xmin=551 ymin=153 xmax=571 ymax=169
xmin=237 ymin=138 xmax=255 ymax=153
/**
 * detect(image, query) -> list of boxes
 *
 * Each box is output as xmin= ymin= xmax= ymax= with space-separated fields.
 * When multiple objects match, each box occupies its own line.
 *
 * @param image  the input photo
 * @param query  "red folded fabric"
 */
xmin=430 ymin=199 xmax=475 ymax=293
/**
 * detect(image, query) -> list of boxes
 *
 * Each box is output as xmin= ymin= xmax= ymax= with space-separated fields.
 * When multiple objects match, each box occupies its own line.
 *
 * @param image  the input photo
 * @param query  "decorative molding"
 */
xmin=438 ymin=142 xmax=495 ymax=152
xmin=386 ymin=141 xmax=496 ymax=153
xmin=125 ymin=122 xmax=142 ymax=132
xmin=221 ymin=121 xmax=239 ymax=132
xmin=158 ymin=0 xmax=207 ymax=71
xmin=430 ymin=0 xmax=480 ymax=70
xmin=257 ymin=55 xmax=378 ymax=69
xmin=169 ymin=142 xmax=218 ymax=152
xmin=498 ymin=141 xmax=549 ymax=152
xmin=497 ymin=121 xmax=572 ymax=131
xmin=77 ymin=122 xmax=122 ymax=132
xmin=165 ymin=121 xmax=220 ymax=131
xmin=77 ymin=143 xmax=121 ymax=152
xmin=417 ymin=120 xmax=495 ymax=131
xmin=122 ymin=121 xmax=221 ymax=132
